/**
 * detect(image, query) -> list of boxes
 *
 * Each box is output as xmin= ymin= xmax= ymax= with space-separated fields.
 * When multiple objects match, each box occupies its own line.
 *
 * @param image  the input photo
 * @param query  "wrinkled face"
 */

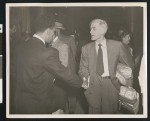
xmin=44 ymin=27 xmax=56 ymax=43
xmin=122 ymin=34 xmax=131 ymax=45
xmin=90 ymin=22 xmax=107 ymax=41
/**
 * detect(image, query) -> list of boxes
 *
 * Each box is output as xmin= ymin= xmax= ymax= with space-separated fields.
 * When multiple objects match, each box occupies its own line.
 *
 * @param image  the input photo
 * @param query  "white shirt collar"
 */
xmin=53 ymin=36 xmax=58 ymax=43
xmin=95 ymin=38 xmax=106 ymax=47
xmin=33 ymin=34 xmax=45 ymax=45
xmin=51 ymin=36 xmax=59 ymax=46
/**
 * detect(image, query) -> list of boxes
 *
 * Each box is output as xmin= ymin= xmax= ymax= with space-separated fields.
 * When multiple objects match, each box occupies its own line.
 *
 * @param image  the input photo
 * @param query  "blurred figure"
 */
xmin=68 ymin=28 xmax=89 ymax=114
xmin=118 ymin=29 xmax=135 ymax=87
xmin=75 ymin=32 xmax=89 ymax=73
xmin=106 ymin=30 xmax=119 ymax=40
xmin=118 ymin=27 xmax=143 ymax=92
xmin=51 ymin=22 xmax=69 ymax=114
xmin=10 ymin=24 xmax=17 ymax=38
xmin=10 ymin=24 xmax=17 ymax=52
xmin=118 ymin=29 xmax=133 ymax=56
xmin=52 ymin=21 xmax=78 ymax=114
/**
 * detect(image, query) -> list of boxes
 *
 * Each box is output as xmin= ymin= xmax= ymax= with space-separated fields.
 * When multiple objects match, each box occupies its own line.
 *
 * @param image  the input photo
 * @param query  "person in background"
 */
xmin=118 ymin=28 xmax=143 ymax=98
xmin=51 ymin=21 xmax=78 ymax=114
xmin=118 ymin=28 xmax=142 ymax=68
xmin=79 ymin=19 xmax=134 ymax=114
xmin=51 ymin=22 xmax=69 ymax=114
xmin=11 ymin=14 xmax=82 ymax=114
xmin=118 ymin=29 xmax=133 ymax=57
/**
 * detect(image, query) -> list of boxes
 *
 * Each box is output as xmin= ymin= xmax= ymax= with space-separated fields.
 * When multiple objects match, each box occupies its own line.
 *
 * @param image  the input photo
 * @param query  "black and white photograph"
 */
xmin=6 ymin=3 xmax=147 ymax=118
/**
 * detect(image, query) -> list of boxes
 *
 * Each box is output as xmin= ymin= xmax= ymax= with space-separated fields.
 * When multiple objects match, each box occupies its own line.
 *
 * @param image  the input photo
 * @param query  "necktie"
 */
xmin=96 ymin=44 xmax=104 ymax=76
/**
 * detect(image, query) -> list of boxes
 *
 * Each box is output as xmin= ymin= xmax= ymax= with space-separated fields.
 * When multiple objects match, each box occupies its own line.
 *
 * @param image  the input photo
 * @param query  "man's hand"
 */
xmin=53 ymin=78 xmax=55 ymax=83
xmin=52 ymin=109 xmax=64 ymax=114
xmin=81 ymin=76 xmax=89 ymax=90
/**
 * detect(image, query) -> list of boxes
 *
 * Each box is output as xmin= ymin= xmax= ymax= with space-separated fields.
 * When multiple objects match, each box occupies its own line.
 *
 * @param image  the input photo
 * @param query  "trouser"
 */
xmin=53 ymin=81 xmax=67 ymax=112
xmin=88 ymin=78 xmax=119 ymax=114
xmin=66 ymin=86 xmax=77 ymax=113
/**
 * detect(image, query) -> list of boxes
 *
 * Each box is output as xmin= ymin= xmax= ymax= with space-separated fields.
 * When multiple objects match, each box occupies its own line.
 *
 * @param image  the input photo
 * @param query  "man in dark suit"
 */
xmin=79 ymin=19 xmax=134 ymax=114
xmin=11 ymin=14 xmax=82 ymax=114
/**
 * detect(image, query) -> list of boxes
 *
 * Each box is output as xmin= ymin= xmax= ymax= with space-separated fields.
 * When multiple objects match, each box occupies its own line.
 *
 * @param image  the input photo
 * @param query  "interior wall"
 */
xmin=130 ymin=7 xmax=143 ymax=55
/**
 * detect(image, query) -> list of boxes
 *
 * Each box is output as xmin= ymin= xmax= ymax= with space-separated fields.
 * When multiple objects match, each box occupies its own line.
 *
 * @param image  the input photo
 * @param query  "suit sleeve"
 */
xmin=44 ymin=48 xmax=82 ymax=88
xmin=58 ymin=44 xmax=68 ymax=67
xmin=78 ymin=46 xmax=89 ymax=79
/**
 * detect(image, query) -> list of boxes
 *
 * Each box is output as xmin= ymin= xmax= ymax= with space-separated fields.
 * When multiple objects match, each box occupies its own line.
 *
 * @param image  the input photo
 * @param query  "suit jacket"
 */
xmin=79 ymin=39 xmax=134 ymax=108
xmin=52 ymin=38 xmax=69 ymax=67
xmin=56 ymin=35 xmax=78 ymax=112
xmin=52 ymin=37 xmax=69 ymax=111
xmin=12 ymin=37 xmax=82 ymax=114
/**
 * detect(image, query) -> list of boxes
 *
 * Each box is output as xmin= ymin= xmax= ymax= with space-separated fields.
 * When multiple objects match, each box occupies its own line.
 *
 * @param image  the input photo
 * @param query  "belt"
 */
xmin=101 ymin=76 xmax=111 ymax=79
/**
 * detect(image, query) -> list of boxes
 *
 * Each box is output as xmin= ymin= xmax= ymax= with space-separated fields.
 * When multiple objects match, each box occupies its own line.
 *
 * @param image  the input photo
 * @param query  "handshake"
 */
xmin=81 ymin=76 xmax=90 ymax=89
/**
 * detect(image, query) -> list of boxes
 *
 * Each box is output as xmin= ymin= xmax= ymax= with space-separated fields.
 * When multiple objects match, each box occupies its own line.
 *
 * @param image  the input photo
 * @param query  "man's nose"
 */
xmin=90 ymin=30 xmax=92 ymax=34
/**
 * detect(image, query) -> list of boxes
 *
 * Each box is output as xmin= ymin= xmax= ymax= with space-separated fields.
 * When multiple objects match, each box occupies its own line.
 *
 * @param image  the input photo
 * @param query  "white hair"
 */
xmin=90 ymin=19 xmax=108 ymax=30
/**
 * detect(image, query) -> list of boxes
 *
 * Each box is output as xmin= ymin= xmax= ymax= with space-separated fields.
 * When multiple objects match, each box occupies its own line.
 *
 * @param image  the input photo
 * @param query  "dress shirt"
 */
xmin=95 ymin=38 xmax=110 ymax=77
xmin=52 ymin=36 xmax=58 ymax=46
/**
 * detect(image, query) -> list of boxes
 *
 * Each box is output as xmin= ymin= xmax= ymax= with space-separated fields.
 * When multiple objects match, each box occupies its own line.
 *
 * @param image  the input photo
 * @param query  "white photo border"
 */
xmin=0 ymin=23 xmax=3 ymax=103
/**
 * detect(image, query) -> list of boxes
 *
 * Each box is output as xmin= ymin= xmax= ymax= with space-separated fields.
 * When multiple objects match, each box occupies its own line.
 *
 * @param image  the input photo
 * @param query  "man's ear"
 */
xmin=45 ymin=28 xmax=50 ymax=34
xmin=103 ymin=24 xmax=108 ymax=34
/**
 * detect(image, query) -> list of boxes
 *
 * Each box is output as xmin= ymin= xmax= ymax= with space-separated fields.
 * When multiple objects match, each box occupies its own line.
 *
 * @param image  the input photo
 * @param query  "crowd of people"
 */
xmin=10 ymin=13 xmax=144 ymax=114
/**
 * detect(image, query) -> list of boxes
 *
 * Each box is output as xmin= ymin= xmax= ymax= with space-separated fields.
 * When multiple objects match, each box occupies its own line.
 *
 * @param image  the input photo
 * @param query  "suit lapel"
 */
xmin=32 ymin=37 xmax=46 ymax=47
